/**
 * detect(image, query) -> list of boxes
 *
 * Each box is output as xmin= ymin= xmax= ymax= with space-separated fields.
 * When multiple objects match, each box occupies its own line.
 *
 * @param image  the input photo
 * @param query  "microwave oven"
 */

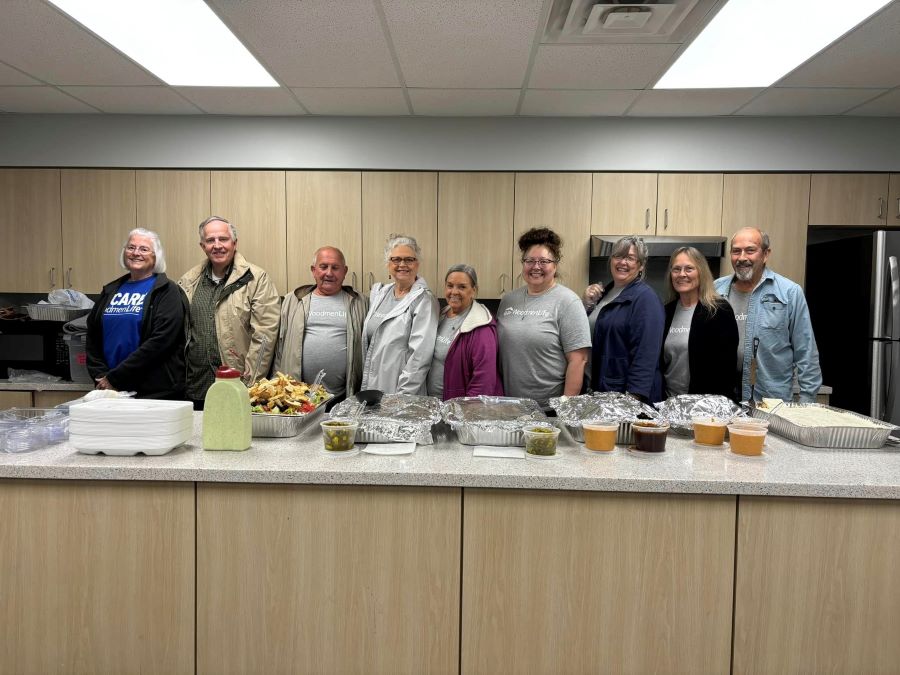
xmin=0 ymin=320 xmax=71 ymax=380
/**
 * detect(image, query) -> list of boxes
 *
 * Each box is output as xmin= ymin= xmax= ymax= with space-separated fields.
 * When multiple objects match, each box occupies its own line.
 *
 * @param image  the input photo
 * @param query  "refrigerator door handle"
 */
xmin=889 ymin=256 xmax=900 ymax=340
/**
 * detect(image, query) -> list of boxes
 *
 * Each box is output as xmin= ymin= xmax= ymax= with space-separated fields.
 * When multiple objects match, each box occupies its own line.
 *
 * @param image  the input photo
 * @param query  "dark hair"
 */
xmin=517 ymin=227 xmax=563 ymax=261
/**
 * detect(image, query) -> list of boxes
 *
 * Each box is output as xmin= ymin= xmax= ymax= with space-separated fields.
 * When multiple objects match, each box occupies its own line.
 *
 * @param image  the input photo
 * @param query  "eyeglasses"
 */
xmin=731 ymin=247 xmax=760 ymax=256
xmin=671 ymin=265 xmax=697 ymax=275
xmin=389 ymin=257 xmax=418 ymax=265
xmin=125 ymin=245 xmax=152 ymax=254
xmin=612 ymin=254 xmax=638 ymax=264
xmin=522 ymin=258 xmax=557 ymax=267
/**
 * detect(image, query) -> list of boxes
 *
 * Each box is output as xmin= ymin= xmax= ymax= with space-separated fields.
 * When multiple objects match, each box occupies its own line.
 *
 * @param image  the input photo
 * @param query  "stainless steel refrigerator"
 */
xmin=806 ymin=228 xmax=900 ymax=428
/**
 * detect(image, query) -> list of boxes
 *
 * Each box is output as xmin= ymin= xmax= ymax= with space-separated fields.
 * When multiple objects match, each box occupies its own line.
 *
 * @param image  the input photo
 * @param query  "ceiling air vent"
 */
xmin=543 ymin=0 xmax=710 ymax=44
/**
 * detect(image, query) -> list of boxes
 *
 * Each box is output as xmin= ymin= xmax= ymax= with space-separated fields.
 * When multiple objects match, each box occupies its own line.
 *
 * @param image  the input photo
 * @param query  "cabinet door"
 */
xmin=515 ymin=173 xmax=592 ymax=292
xmin=591 ymin=172 xmax=657 ymax=236
xmin=888 ymin=173 xmax=900 ymax=227
xmin=211 ymin=171 xmax=287 ymax=294
xmin=809 ymin=173 xmax=889 ymax=226
xmin=438 ymin=173 xmax=514 ymax=298
xmin=0 ymin=169 xmax=62 ymax=292
xmin=723 ymin=174 xmax=811 ymax=287
xmin=362 ymin=172 xmax=438 ymax=293
xmin=136 ymin=170 xmax=211 ymax=282
xmin=61 ymin=170 xmax=136 ymax=293
xmin=34 ymin=391 xmax=87 ymax=408
xmin=286 ymin=172 xmax=362 ymax=292
xmin=0 ymin=392 xmax=32 ymax=409
xmin=657 ymin=173 xmax=723 ymax=235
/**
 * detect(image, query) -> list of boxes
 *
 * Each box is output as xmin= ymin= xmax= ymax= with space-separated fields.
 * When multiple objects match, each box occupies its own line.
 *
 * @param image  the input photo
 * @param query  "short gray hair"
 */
xmin=120 ymin=228 xmax=166 ymax=273
xmin=384 ymin=234 xmax=421 ymax=263
xmin=198 ymin=216 xmax=237 ymax=243
xmin=445 ymin=263 xmax=478 ymax=288
xmin=731 ymin=227 xmax=770 ymax=252
xmin=611 ymin=235 xmax=648 ymax=267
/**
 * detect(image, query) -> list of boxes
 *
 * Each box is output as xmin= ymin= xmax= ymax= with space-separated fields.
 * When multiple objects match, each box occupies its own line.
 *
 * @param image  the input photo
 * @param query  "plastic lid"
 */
xmin=215 ymin=366 xmax=242 ymax=379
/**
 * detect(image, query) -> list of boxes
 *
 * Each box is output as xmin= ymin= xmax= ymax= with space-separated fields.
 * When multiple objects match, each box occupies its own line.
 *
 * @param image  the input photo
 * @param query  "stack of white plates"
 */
xmin=70 ymin=399 xmax=193 ymax=456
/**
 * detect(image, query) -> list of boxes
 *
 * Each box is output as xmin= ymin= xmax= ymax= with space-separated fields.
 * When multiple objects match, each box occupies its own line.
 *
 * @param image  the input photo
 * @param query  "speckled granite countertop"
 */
xmin=0 ymin=380 xmax=93 ymax=392
xmin=1 ymin=414 xmax=898 ymax=499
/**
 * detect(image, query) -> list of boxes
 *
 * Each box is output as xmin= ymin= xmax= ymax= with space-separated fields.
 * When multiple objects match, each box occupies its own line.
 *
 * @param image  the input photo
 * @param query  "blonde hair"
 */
xmin=666 ymin=247 xmax=720 ymax=315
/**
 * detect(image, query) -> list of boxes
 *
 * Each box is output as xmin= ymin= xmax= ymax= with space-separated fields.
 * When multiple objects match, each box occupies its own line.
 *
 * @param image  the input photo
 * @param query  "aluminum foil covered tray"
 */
xmin=442 ymin=396 xmax=547 ymax=446
xmin=655 ymin=395 xmax=744 ymax=436
xmin=550 ymin=393 xmax=658 ymax=443
xmin=330 ymin=394 xmax=442 ymax=445
xmin=750 ymin=402 xmax=896 ymax=449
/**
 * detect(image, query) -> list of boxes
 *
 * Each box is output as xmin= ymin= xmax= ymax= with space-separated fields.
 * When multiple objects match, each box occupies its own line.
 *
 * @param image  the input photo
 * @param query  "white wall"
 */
xmin=1 ymin=114 xmax=899 ymax=171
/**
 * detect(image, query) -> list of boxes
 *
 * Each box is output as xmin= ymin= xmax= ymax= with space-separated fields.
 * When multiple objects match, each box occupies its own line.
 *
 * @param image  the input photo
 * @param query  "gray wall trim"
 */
xmin=1 ymin=114 xmax=899 ymax=172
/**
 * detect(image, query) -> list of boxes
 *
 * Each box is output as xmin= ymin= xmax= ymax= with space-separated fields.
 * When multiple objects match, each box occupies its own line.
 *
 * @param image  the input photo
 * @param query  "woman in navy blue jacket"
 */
xmin=584 ymin=236 xmax=665 ymax=403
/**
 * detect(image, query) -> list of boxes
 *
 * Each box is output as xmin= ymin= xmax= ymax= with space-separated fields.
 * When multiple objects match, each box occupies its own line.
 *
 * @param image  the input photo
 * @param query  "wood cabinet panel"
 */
xmin=809 ymin=173 xmax=889 ymax=226
xmin=657 ymin=172 xmax=723 ymax=235
xmin=0 ymin=169 xmax=63 ymax=292
xmin=723 ymin=173 xmax=811 ymax=285
xmin=734 ymin=496 xmax=900 ymax=674
xmin=197 ymin=483 xmax=460 ymax=675
xmin=438 ymin=172 xmax=514 ymax=298
xmin=591 ymin=172 xmax=658 ymax=236
xmin=0 ymin=480 xmax=194 ymax=674
xmin=211 ymin=171 xmax=287 ymax=294
xmin=362 ymin=172 xmax=438 ymax=293
xmin=136 ymin=170 xmax=211 ymax=282
xmin=286 ymin=171 xmax=362 ymax=291
xmin=515 ymin=173 xmax=592 ymax=292
xmin=33 ymin=391 xmax=86 ymax=408
xmin=61 ymin=169 xmax=136 ymax=293
xmin=888 ymin=173 xmax=900 ymax=226
xmin=462 ymin=490 xmax=735 ymax=675
xmin=0 ymin=391 xmax=32 ymax=409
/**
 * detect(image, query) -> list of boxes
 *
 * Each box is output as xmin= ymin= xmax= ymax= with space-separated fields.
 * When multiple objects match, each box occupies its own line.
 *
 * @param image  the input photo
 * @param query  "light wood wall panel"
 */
xmin=0 ymin=480 xmax=194 ymax=674
xmin=657 ymin=172 xmax=724 ymax=235
xmin=61 ymin=169 xmax=135 ymax=293
xmin=438 ymin=172 xmax=514 ymax=297
xmin=462 ymin=489 xmax=736 ymax=675
xmin=734 ymin=496 xmax=900 ymax=674
xmin=515 ymin=172 xmax=592 ymax=292
xmin=286 ymin=171 xmax=362 ymax=291
xmin=0 ymin=169 xmax=62 ymax=292
xmin=136 ymin=170 xmax=211 ymax=282
xmin=211 ymin=170 xmax=287 ymax=293
xmin=197 ymin=483 xmax=461 ymax=675
xmin=591 ymin=172 xmax=658 ymax=235
xmin=362 ymin=172 xmax=438 ymax=292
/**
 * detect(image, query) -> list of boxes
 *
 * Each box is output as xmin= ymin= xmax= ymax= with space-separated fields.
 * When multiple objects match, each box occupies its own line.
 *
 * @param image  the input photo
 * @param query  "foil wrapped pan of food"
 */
xmin=655 ymin=394 xmax=744 ymax=436
xmin=249 ymin=372 xmax=333 ymax=438
xmin=330 ymin=393 xmax=442 ymax=445
xmin=442 ymin=396 xmax=547 ymax=446
xmin=750 ymin=402 xmax=896 ymax=448
xmin=549 ymin=392 xmax=659 ymax=443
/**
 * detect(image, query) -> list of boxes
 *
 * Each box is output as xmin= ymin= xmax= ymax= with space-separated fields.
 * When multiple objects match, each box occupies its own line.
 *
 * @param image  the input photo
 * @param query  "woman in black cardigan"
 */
xmin=661 ymin=246 xmax=739 ymax=401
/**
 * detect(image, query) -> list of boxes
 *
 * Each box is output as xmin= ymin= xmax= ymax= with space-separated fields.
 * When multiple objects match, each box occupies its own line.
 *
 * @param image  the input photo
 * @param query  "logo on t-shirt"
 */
xmin=735 ymin=312 xmax=747 ymax=321
xmin=104 ymin=291 xmax=147 ymax=315
xmin=309 ymin=310 xmax=346 ymax=319
xmin=503 ymin=307 xmax=550 ymax=319
xmin=668 ymin=326 xmax=689 ymax=334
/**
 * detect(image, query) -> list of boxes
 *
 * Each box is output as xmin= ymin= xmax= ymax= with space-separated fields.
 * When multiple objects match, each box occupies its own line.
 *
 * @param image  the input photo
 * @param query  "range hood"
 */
xmin=591 ymin=235 xmax=726 ymax=258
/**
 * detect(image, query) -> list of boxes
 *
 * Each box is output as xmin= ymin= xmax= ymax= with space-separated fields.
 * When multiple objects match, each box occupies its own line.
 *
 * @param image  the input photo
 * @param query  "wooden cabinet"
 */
xmin=809 ymin=173 xmax=890 ymax=226
xmin=515 ymin=173 xmax=592 ymax=292
xmin=889 ymin=173 xmax=900 ymax=226
xmin=733 ymin=496 xmax=900 ymax=674
xmin=286 ymin=171 xmax=362 ymax=292
xmin=591 ymin=172 xmax=658 ymax=235
xmin=61 ymin=170 xmax=136 ymax=293
xmin=0 ymin=391 xmax=32 ymax=410
xmin=33 ymin=390 xmax=85 ymax=407
xmin=0 ymin=169 xmax=63 ymax=293
xmin=723 ymin=174 xmax=811 ymax=285
xmin=362 ymin=172 xmax=438 ymax=292
xmin=197 ymin=484 xmax=460 ymax=675
xmin=438 ymin=172 xmax=514 ymax=298
xmin=136 ymin=170 xmax=211 ymax=282
xmin=0 ymin=480 xmax=194 ymax=674
xmin=211 ymin=171 xmax=287 ymax=294
xmin=657 ymin=173 xmax=724 ymax=235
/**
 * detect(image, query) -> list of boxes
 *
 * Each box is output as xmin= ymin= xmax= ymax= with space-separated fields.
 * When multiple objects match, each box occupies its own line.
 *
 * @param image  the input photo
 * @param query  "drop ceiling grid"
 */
xmin=291 ymin=88 xmax=408 ymax=116
xmin=528 ymin=44 xmax=682 ymax=90
xmin=60 ymin=86 xmax=203 ymax=114
xmin=736 ymin=88 xmax=890 ymax=116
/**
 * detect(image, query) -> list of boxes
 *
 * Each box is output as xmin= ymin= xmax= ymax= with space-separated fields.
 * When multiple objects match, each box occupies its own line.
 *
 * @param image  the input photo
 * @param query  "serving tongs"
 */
xmin=747 ymin=336 xmax=760 ymax=410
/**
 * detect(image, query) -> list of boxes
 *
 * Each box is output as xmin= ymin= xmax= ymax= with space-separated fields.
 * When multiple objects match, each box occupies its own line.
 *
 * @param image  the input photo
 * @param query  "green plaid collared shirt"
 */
xmin=185 ymin=264 xmax=227 ymax=400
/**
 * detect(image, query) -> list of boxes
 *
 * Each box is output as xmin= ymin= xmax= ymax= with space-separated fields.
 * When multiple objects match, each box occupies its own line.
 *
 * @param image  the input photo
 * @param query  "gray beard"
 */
xmin=734 ymin=265 xmax=754 ymax=282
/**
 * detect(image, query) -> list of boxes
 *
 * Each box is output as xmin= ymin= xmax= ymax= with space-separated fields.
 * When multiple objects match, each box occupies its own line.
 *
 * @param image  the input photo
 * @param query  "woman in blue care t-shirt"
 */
xmin=86 ymin=228 xmax=188 ymax=399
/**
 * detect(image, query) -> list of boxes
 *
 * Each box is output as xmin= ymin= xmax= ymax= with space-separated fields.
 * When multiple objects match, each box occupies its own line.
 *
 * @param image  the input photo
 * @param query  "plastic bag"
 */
xmin=43 ymin=289 xmax=94 ymax=309
xmin=7 ymin=369 xmax=62 ymax=383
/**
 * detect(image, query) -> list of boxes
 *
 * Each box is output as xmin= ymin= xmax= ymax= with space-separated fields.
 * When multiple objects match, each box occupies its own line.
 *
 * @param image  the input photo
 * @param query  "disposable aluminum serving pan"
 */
xmin=251 ymin=399 xmax=329 ymax=438
xmin=750 ymin=403 xmax=895 ymax=449
xmin=452 ymin=424 xmax=530 ymax=447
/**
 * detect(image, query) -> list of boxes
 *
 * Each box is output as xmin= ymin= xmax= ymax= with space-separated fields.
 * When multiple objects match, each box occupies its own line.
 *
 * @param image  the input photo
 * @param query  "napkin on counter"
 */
xmin=361 ymin=443 xmax=416 ymax=455
xmin=473 ymin=445 xmax=525 ymax=459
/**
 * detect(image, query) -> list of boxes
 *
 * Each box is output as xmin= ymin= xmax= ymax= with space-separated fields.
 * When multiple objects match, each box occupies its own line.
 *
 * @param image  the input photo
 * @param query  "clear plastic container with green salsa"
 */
xmin=321 ymin=418 xmax=359 ymax=456
xmin=523 ymin=424 xmax=561 ymax=460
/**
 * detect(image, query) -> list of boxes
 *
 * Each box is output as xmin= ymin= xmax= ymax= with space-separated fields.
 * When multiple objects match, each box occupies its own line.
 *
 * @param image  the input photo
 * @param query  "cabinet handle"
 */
xmin=895 ymin=197 xmax=899 ymax=220
xmin=65 ymin=267 xmax=72 ymax=288
xmin=498 ymin=273 xmax=507 ymax=295
xmin=351 ymin=271 xmax=357 ymax=290
xmin=644 ymin=208 xmax=650 ymax=231
xmin=49 ymin=267 xmax=56 ymax=289
xmin=367 ymin=272 xmax=374 ymax=292
xmin=515 ymin=272 xmax=523 ymax=287
xmin=878 ymin=197 xmax=885 ymax=220
xmin=664 ymin=208 xmax=669 ymax=230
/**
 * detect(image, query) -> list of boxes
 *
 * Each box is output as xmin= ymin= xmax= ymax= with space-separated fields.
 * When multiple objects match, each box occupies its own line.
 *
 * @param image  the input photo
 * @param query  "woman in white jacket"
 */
xmin=361 ymin=235 xmax=439 ymax=395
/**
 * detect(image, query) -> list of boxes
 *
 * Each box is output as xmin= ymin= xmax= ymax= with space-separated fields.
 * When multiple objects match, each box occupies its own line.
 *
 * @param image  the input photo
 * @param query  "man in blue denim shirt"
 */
xmin=714 ymin=227 xmax=822 ymax=402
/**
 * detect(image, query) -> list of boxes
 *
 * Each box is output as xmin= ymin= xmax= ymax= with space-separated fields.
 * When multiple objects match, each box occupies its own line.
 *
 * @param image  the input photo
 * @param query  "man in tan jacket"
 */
xmin=179 ymin=216 xmax=280 ymax=408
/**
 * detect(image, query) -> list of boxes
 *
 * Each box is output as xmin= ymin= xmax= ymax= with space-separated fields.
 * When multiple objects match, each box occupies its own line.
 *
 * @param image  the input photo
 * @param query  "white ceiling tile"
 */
xmin=0 ymin=86 xmax=97 ymax=113
xmin=381 ymin=0 xmax=545 ymax=88
xmin=0 ymin=0 xmax=159 ymax=85
xmin=778 ymin=2 xmax=900 ymax=88
xmin=628 ymin=89 xmax=762 ymax=116
xmin=208 ymin=0 xmax=400 ymax=87
xmin=736 ymin=88 xmax=888 ymax=116
xmin=292 ymin=88 xmax=408 ymax=115
xmin=529 ymin=44 xmax=681 ymax=89
xmin=846 ymin=88 xmax=900 ymax=116
xmin=60 ymin=86 xmax=202 ymax=114
xmin=409 ymin=89 xmax=520 ymax=115
xmin=176 ymin=87 xmax=306 ymax=115
xmin=521 ymin=90 xmax=640 ymax=116
xmin=0 ymin=61 xmax=41 ymax=86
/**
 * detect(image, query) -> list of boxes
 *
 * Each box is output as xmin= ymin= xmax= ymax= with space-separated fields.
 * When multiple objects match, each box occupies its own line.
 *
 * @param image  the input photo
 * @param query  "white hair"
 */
xmin=383 ymin=234 xmax=421 ymax=263
xmin=198 ymin=215 xmax=237 ymax=242
xmin=120 ymin=228 xmax=166 ymax=273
